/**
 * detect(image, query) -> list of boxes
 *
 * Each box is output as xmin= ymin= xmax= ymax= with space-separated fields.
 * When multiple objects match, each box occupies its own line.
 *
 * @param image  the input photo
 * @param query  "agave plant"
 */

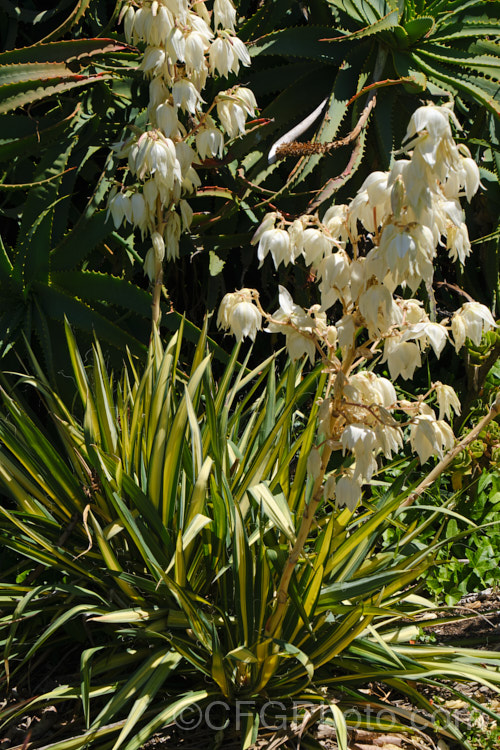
xmin=0 ymin=322 xmax=499 ymax=749
xmin=240 ymin=0 xmax=500 ymax=201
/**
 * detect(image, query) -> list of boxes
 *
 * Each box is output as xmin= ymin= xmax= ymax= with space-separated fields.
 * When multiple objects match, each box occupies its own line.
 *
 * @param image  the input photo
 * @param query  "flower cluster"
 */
xmin=108 ymin=0 xmax=257 ymax=277
xmin=218 ymin=104 xmax=497 ymax=511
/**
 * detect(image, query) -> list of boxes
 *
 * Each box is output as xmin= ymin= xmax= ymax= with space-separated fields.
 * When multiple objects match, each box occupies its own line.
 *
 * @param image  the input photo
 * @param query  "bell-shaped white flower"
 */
xmin=345 ymin=371 xmax=397 ymax=409
xmin=257 ymin=228 xmax=293 ymax=268
xmin=336 ymin=314 xmax=356 ymax=350
xmin=400 ymin=321 xmax=449 ymax=358
xmin=322 ymin=203 xmax=348 ymax=243
xmin=130 ymin=192 xmax=149 ymax=235
xmin=446 ymin=222 xmax=471 ymax=265
xmin=383 ymin=338 xmax=421 ymax=381
xmin=154 ymin=102 xmax=180 ymax=138
xmin=332 ymin=474 xmax=363 ymax=512
xmin=358 ymin=284 xmax=403 ymax=338
xmin=317 ymin=251 xmax=351 ymax=310
xmin=341 ymin=423 xmax=378 ymax=481
xmin=267 ymin=286 xmax=317 ymax=362
xmin=172 ymin=78 xmax=203 ymax=113
xmin=139 ymin=46 xmax=166 ymax=76
xmin=184 ymin=31 xmax=207 ymax=73
xmin=410 ymin=415 xmax=455 ymax=464
xmin=217 ymin=86 xmax=257 ymax=137
xmin=451 ymin=302 xmax=497 ymax=351
xmin=217 ymin=289 xmax=262 ymax=341
xmin=196 ymin=121 xmax=224 ymax=160
xmin=107 ymin=191 xmax=132 ymax=229
xmin=302 ymin=227 xmax=333 ymax=267
xmin=434 ymin=382 xmax=461 ymax=422
xmin=214 ymin=0 xmax=237 ymax=30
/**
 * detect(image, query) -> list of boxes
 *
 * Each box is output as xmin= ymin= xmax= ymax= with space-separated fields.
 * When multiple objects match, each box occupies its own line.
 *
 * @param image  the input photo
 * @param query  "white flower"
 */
xmin=336 ymin=314 xmax=356 ymax=350
xmin=184 ymin=31 xmax=207 ymax=73
xmin=451 ymin=302 xmax=497 ymax=351
xmin=217 ymin=98 xmax=246 ymax=137
xmin=154 ymin=102 xmax=180 ymax=137
xmin=317 ymin=251 xmax=351 ymax=309
xmin=358 ymin=284 xmax=402 ymax=338
xmin=139 ymin=46 xmax=166 ymax=76
xmin=410 ymin=415 xmax=455 ymax=464
xmin=434 ymin=382 xmax=461 ymax=422
xmin=345 ymin=371 xmax=397 ymax=409
xmin=267 ymin=286 xmax=317 ymax=362
xmin=216 ymin=87 xmax=256 ymax=138
xmin=302 ymin=228 xmax=333 ymax=267
xmin=446 ymin=222 xmax=471 ymax=265
xmin=172 ymin=78 xmax=203 ymax=113
xmin=251 ymin=212 xmax=279 ymax=245
xmin=348 ymin=171 xmax=391 ymax=234
xmin=341 ymin=423 xmax=378 ymax=482
xmin=209 ymin=34 xmax=250 ymax=77
xmin=375 ymin=423 xmax=403 ymax=459
xmin=383 ymin=338 xmax=421 ymax=381
xmin=217 ymin=289 xmax=262 ymax=341
xmin=196 ymin=119 xmax=224 ymax=160
xmin=213 ymin=0 xmax=237 ymax=30
xmin=333 ymin=475 xmax=363 ymax=512
xmin=369 ymin=223 xmax=435 ymax=293
xmin=307 ymin=447 xmax=322 ymax=480
xmin=257 ymin=228 xmax=293 ymax=268
xmin=164 ymin=211 xmax=181 ymax=260
xmin=400 ymin=321 xmax=449 ymax=358
xmin=107 ymin=191 xmax=132 ymax=228
xmin=322 ymin=203 xmax=348 ymax=242
xmin=166 ymin=26 xmax=186 ymax=62
xmin=130 ymin=192 xmax=149 ymax=234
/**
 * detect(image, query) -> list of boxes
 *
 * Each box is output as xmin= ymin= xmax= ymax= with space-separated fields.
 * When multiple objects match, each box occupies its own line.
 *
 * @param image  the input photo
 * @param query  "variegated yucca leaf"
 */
xmin=1 ymin=325 xmax=499 ymax=749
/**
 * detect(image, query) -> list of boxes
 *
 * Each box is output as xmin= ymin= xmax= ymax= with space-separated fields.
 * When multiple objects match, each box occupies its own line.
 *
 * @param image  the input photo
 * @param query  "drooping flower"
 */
xmin=434 ymin=382 xmax=461 ymax=422
xmin=217 ymin=289 xmax=262 ymax=341
xmin=267 ymin=286 xmax=317 ymax=362
xmin=410 ymin=415 xmax=455 ymax=464
xmin=451 ymin=302 xmax=497 ymax=351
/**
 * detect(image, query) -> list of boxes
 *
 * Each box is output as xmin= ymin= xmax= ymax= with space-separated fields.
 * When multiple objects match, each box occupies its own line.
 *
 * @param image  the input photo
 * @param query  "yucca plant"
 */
xmin=1 ymin=321 xmax=500 ymax=749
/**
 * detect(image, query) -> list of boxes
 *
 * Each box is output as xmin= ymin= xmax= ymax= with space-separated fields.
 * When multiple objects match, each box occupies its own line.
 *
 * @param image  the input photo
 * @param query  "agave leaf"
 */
xmin=0 ymin=39 xmax=130 ymax=65
xmin=33 ymin=282 xmax=147 ymax=355
xmin=0 ymin=168 xmax=77 ymax=191
xmin=39 ymin=0 xmax=93 ymax=42
xmin=412 ymin=51 xmax=500 ymax=117
xmin=0 ymin=104 xmax=78 ymax=162
xmin=0 ymin=61 xmax=78 ymax=86
xmin=250 ymin=25 xmax=349 ymax=64
xmin=0 ymin=74 xmax=112 ymax=115
xmin=323 ymin=10 xmax=399 ymax=41
xmin=404 ymin=15 xmax=435 ymax=41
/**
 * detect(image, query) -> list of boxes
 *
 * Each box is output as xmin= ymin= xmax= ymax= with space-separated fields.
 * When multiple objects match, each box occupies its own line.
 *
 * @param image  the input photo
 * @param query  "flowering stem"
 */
xmin=265 ymin=443 xmax=333 ymax=638
xmin=151 ymin=261 xmax=163 ymax=332
xmin=401 ymin=392 xmax=500 ymax=508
